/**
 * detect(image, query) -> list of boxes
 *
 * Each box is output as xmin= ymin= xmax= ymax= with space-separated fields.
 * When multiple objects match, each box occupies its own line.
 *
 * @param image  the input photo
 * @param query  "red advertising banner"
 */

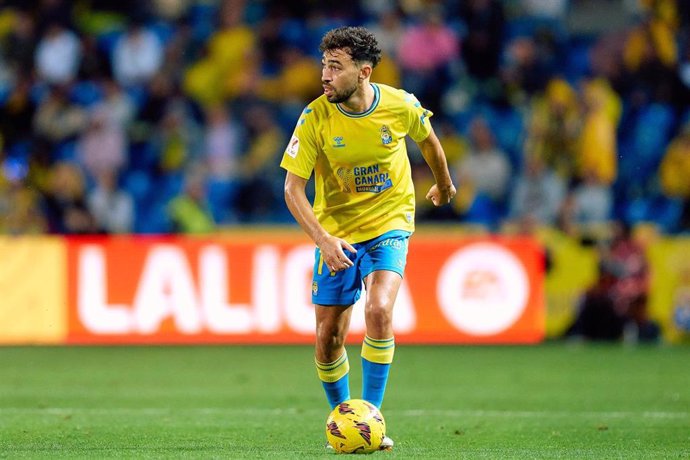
xmin=66 ymin=233 xmax=544 ymax=344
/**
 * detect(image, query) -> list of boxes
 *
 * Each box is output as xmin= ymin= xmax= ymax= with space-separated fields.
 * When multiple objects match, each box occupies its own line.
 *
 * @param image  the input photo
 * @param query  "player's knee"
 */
xmin=316 ymin=323 xmax=347 ymax=350
xmin=365 ymin=302 xmax=393 ymax=329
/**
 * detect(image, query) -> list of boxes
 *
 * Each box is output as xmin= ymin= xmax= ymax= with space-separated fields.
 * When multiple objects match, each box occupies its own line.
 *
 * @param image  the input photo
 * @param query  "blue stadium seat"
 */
xmin=206 ymin=179 xmax=238 ymax=224
xmin=122 ymin=170 xmax=151 ymax=203
xmin=563 ymin=37 xmax=592 ymax=80
xmin=54 ymin=141 xmax=79 ymax=163
xmin=481 ymin=106 xmax=525 ymax=170
xmin=463 ymin=194 xmax=501 ymax=229
xmin=149 ymin=21 xmax=175 ymax=45
xmin=70 ymin=81 xmax=103 ymax=107
xmin=187 ymin=2 xmax=217 ymax=43
xmin=135 ymin=200 xmax=172 ymax=234
xmin=617 ymin=103 xmax=675 ymax=196
xmin=96 ymin=29 xmax=123 ymax=56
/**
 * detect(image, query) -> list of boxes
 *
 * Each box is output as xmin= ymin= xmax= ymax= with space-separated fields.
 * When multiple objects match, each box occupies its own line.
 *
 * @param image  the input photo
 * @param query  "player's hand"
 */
xmin=317 ymin=234 xmax=357 ymax=273
xmin=426 ymin=183 xmax=456 ymax=206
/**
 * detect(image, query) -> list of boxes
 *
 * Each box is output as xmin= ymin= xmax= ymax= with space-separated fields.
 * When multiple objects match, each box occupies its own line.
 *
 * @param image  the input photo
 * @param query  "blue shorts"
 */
xmin=311 ymin=230 xmax=411 ymax=306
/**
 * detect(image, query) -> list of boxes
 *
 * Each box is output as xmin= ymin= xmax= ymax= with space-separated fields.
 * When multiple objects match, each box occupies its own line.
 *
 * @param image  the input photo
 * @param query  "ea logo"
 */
xmin=437 ymin=243 xmax=529 ymax=335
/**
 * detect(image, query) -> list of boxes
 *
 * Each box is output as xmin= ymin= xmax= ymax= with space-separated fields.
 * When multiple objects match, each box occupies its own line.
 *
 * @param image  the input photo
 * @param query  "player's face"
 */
xmin=321 ymin=49 xmax=360 ymax=104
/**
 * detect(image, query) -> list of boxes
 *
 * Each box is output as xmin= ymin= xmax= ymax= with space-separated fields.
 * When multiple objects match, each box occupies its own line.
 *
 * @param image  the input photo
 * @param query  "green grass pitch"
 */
xmin=1 ymin=343 xmax=688 ymax=459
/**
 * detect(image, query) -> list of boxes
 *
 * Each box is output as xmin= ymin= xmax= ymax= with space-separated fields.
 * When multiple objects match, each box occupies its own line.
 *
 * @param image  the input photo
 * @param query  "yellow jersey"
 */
xmin=280 ymin=83 xmax=433 ymax=243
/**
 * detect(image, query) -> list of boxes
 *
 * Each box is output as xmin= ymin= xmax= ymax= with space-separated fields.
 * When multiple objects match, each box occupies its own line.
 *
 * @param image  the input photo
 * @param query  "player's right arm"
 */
xmin=284 ymin=172 xmax=356 ymax=273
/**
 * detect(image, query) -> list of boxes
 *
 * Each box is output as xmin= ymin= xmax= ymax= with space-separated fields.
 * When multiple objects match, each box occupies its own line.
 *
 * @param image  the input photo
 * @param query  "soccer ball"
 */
xmin=325 ymin=399 xmax=386 ymax=454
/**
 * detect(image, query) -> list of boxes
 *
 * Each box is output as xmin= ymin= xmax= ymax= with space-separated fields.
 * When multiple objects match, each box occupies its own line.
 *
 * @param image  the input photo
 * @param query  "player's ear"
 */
xmin=359 ymin=64 xmax=372 ymax=81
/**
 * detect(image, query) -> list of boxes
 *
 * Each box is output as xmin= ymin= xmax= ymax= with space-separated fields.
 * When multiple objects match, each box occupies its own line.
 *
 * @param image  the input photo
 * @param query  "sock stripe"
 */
xmin=363 ymin=341 xmax=395 ymax=350
xmin=362 ymin=336 xmax=395 ymax=364
xmin=364 ymin=336 xmax=395 ymax=349
xmin=315 ymin=352 xmax=350 ymax=383
xmin=364 ymin=336 xmax=395 ymax=343
xmin=315 ymin=353 xmax=346 ymax=371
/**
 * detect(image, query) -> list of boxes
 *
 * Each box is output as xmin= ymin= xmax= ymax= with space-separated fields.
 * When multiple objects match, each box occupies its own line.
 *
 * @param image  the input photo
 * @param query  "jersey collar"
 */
xmin=336 ymin=84 xmax=380 ymax=118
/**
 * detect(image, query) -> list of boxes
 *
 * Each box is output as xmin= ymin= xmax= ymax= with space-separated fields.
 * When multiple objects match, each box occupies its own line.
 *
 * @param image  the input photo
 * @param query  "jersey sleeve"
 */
xmin=401 ymin=91 xmax=434 ymax=143
xmin=280 ymin=107 xmax=319 ymax=180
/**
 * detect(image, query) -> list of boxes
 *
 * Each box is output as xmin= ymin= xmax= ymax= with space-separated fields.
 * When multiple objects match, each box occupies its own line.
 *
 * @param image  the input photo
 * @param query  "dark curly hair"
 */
xmin=319 ymin=26 xmax=382 ymax=67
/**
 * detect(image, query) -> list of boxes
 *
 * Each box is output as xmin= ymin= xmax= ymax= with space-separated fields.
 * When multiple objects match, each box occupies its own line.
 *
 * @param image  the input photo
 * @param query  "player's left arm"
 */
xmin=417 ymin=126 xmax=457 ymax=206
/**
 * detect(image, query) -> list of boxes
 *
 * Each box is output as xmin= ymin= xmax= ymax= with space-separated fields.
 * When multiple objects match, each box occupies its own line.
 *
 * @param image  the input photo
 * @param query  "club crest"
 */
xmin=380 ymin=125 xmax=392 ymax=145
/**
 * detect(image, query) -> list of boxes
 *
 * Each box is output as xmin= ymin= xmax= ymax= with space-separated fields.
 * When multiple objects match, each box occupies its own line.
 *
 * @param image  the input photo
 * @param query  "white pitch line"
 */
xmin=0 ymin=408 xmax=687 ymax=419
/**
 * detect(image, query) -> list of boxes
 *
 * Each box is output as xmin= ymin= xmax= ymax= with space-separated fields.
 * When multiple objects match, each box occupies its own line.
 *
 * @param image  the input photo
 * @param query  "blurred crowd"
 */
xmin=1 ymin=0 xmax=690 ymax=238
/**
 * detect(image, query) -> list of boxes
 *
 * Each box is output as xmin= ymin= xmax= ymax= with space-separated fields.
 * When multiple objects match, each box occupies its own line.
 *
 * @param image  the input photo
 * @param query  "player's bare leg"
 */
xmin=363 ymin=270 xmax=401 ymax=339
xmin=315 ymin=304 xmax=353 ymax=362
xmin=362 ymin=270 xmax=401 ymax=449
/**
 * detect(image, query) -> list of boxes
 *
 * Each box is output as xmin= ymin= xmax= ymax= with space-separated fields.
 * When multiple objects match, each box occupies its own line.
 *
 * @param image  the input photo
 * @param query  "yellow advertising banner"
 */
xmin=647 ymin=239 xmax=690 ymax=343
xmin=540 ymin=228 xmax=599 ymax=338
xmin=0 ymin=236 xmax=67 ymax=344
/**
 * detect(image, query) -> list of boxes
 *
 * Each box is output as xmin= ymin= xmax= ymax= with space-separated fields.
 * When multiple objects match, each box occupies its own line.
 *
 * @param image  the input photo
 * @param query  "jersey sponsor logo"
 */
xmin=353 ymin=164 xmax=393 ymax=193
xmin=356 ymin=182 xmax=392 ymax=193
xmin=286 ymin=135 xmax=300 ymax=158
xmin=380 ymin=125 xmax=392 ymax=145
xmin=332 ymin=136 xmax=345 ymax=148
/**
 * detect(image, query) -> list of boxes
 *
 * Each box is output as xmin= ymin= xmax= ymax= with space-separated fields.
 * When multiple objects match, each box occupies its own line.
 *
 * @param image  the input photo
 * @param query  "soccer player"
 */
xmin=280 ymin=26 xmax=456 ymax=449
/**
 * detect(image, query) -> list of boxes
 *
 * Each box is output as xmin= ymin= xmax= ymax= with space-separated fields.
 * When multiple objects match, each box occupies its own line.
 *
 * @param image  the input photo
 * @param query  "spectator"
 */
xmin=151 ymin=100 xmax=202 ymax=175
xmin=368 ymin=6 xmax=405 ymax=60
xmin=77 ymin=105 xmax=127 ymax=180
xmin=576 ymin=78 xmax=619 ymax=185
xmin=86 ymin=169 xmax=134 ymax=234
xmin=561 ymin=170 xmax=613 ymax=233
xmin=0 ymin=160 xmax=46 ymax=234
xmin=2 ymin=8 xmax=37 ymax=76
xmin=34 ymin=21 xmax=82 ymax=85
xmin=98 ymin=78 xmax=136 ymax=129
xmin=566 ymin=222 xmax=657 ymax=342
xmin=501 ymin=36 xmax=551 ymax=102
xmin=112 ymin=22 xmax=164 ymax=87
xmin=525 ymin=78 xmax=580 ymax=182
xmin=41 ymin=161 xmax=97 ymax=234
xmin=167 ymin=166 xmax=215 ymax=234
xmin=234 ymin=104 xmax=285 ymax=221
xmin=460 ymin=0 xmax=505 ymax=80
xmin=509 ymin=154 xmax=566 ymax=226
xmin=623 ymin=14 xmax=677 ymax=102
xmin=259 ymin=45 xmax=322 ymax=105
xmin=601 ymin=222 xmax=657 ymax=341
xmin=520 ymin=0 xmax=569 ymax=21
xmin=397 ymin=5 xmax=459 ymax=115
xmin=202 ymin=104 xmax=241 ymax=181
xmin=33 ymin=85 xmax=88 ymax=145
xmin=205 ymin=0 xmax=258 ymax=100
xmin=364 ymin=8 xmax=404 ymax=88
xmin=659 ymin=122 xmax=690 ymax=231
xmin=0 ymin=77 xmax=36 ymax=148
xmin=566 ymin=267 xmax=623 ymax=341
xmin=135 ymin=73 xmax=175 ymax=135
xmin=453 ymin=117 xmax=511 ymax=215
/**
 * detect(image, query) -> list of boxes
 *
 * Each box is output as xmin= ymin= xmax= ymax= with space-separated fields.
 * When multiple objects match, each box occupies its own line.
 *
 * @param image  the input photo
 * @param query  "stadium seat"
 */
xmin=122 ymin=170 xmax=151 ymax=203
xmin=70 ymin=81 xmax=103 ymax=107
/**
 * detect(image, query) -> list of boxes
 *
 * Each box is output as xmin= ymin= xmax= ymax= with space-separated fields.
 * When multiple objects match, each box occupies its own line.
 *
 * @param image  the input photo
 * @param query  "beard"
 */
xmin=325 ymin=81 xmax=358 ymax=104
